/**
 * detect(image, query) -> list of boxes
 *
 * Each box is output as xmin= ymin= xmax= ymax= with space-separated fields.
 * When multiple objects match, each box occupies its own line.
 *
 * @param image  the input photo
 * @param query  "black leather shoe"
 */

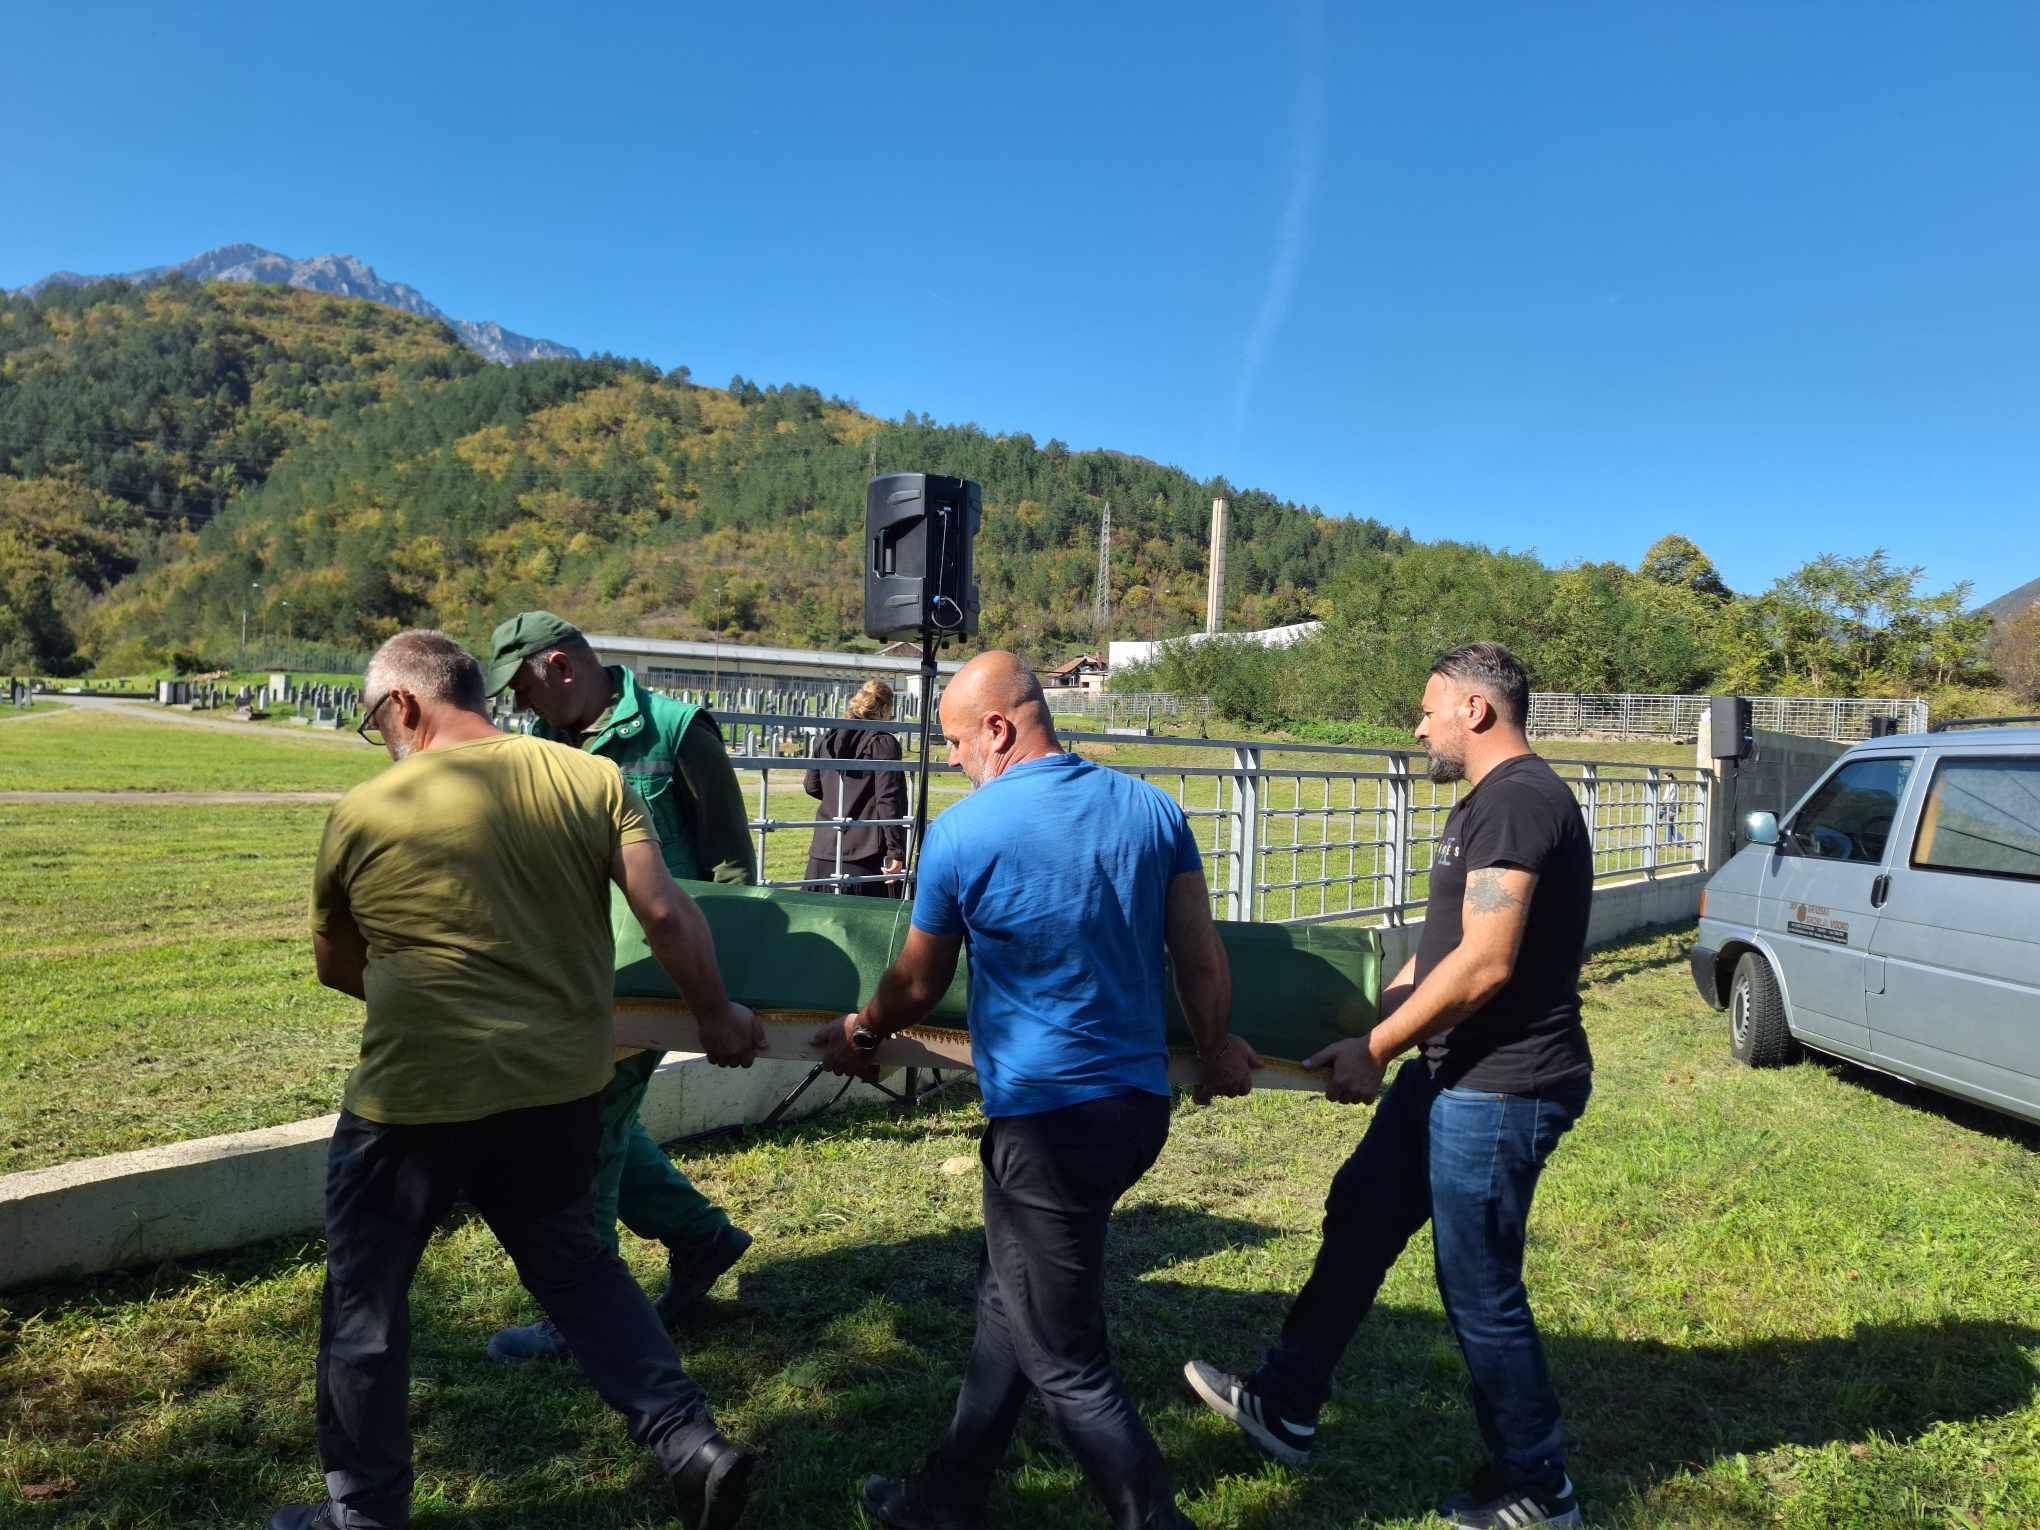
xmin=860 ymin=1474 xmax=983 ymax=1530
xmin=265 ymin=1506 xmax=341 ymax=1530
xmin=656 ymin=1226 xmax=754 ymax=1323
xmin=671 ymin=1431 xmax=757 ymax=1530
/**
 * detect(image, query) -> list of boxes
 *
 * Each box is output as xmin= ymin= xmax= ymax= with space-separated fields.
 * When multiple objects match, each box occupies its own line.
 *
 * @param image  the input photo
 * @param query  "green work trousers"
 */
xmin=592 ymin=1049 xmax=730 ymax=1259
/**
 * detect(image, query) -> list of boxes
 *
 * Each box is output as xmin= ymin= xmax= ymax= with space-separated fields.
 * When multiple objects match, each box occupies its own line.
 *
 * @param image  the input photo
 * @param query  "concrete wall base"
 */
xmin=0 ymin=1054 xmax=887 ymax=1292
xmin=1376 ymin=868 xmax=1705 ymax=976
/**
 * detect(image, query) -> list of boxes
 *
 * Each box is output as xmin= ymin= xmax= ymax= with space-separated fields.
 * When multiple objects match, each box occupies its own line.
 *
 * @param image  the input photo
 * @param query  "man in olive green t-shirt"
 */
xmin=269 ymin=630 xmax=764 ymax=1530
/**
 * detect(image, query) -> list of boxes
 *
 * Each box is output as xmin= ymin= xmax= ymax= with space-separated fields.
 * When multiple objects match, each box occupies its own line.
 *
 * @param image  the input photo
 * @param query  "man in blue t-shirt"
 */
xmin=816 ymin=650 xmax=1258 ymax=1530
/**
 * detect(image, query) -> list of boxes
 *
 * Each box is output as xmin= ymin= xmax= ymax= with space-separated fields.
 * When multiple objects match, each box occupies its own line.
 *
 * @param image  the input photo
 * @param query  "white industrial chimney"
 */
xmin=1205 ymin=495 xmax=1230 ymax=635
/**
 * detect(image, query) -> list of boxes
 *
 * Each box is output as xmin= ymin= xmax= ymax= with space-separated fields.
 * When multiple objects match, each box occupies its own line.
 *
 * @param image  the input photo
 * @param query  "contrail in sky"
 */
xmin=1230 ymin=0 xmax=1328 ymax=458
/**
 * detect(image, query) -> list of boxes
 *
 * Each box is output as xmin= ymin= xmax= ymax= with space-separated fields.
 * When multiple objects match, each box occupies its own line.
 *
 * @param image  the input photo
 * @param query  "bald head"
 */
xmin=939 ymin=650 xmax=1061 ymax=788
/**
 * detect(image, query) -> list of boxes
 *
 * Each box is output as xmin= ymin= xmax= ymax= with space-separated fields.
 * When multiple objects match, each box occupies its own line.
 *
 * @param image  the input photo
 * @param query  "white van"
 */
xmin=1691 ymin=720 xmax=2040 ymax=1126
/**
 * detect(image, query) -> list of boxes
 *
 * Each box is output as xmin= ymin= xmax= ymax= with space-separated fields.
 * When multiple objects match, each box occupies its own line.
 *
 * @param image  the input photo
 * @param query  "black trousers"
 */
xmin=314 ymin=1097 xmax=716 ymax=1528
xmin=926 ymin=1089 xmax=1176 ymax=1530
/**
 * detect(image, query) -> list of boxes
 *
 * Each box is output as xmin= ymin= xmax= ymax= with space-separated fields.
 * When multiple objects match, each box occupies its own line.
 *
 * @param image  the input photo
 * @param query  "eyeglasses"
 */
xmin=357 ymin=693 xmax=392 ymax=747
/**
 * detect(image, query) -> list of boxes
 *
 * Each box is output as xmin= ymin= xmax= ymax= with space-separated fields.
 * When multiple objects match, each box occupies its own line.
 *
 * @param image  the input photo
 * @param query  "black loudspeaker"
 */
xmin=1709 ymin=696 xmax=1753 ymax=760
xmin=864 ymin=473 xmax=981 ymax=640
xmin=1867 ymin=715 xmax=1899 ymax=738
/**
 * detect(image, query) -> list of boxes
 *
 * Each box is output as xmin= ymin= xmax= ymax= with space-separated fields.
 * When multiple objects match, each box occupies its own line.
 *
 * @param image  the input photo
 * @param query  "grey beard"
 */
xmin=1426 ymin=750 xmax=1465 ymax=784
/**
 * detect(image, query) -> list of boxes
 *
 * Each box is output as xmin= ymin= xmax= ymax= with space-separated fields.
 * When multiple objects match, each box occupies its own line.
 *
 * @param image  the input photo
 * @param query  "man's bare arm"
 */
xmin=861 ymin=926 xmax=964 ymax=1036
xmin=611 ymin=838 xmax=764 ymax=1066
xmin=1164 ymin=872 xmax=1258 ymax=1100
xmin=1369 ymin=867 xmax=1537 ymax=1063
xmin=313 ymin=912 xmax=368 ymax=1000
xmin=1306 ymin=868 xmax=1537 ymax=1103
xmin=813 ymin=925 xmax=962 ymax=1074
xmin=1163 ymin=872 xmax=1231 ymax=1058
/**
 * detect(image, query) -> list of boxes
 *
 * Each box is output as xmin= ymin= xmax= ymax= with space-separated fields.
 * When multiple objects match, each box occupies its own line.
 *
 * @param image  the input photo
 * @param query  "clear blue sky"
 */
xmin=7 ymin=1 xmax=2038 ymax=605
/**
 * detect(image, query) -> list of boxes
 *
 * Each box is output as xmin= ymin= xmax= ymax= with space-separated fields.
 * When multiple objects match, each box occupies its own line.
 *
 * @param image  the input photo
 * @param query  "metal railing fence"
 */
xmin=647 ymin=676 xmax=929 ymax=722
xmin=1524 ymin=691 xmax=1926 ymax=742
xmin=712 ymin=711 xmax=1711 ymax=924
xmin=1042 ymin=690 xmax=1214 ymax=725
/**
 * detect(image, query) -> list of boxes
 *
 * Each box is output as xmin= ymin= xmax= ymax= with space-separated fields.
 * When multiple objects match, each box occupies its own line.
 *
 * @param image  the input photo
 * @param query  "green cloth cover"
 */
xmin=616 ymin=880 xmax=1381 ymax=1063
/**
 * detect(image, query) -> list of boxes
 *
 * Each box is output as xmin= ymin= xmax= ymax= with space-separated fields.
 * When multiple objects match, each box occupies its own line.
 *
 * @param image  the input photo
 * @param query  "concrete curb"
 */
xmin=0 ymin=1054 xmax=889 ymax=1292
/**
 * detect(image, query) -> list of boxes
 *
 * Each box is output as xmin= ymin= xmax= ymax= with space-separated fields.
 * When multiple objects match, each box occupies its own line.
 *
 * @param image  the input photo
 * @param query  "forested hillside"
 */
xmin=2 ymin=279 xmax=2015 ymax=726
xmin=0 ymin=280 xmax=1392 ymax=672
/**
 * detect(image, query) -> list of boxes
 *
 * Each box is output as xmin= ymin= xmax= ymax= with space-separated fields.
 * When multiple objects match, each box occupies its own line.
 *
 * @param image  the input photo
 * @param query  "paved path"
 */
xmin=0 ymin=789 xmax=343 ymax=805
xmin=42 ymin=693 xmax=362 ymax=740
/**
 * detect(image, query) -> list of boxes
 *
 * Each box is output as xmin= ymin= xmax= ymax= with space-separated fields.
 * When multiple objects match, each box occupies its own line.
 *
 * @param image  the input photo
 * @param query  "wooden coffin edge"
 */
xmin=613 ymin=1000 xmax=1330 ymax=1093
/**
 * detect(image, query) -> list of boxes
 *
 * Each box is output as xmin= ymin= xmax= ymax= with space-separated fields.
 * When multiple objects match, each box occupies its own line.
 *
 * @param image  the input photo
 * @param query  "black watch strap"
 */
xmin=850 ymin=1021 xmax=883 ymax=1054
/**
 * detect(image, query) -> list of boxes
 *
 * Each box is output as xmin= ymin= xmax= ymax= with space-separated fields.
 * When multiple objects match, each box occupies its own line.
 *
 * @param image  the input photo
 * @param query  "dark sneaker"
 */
xmin=1181 ymin=1358 xmax=1315 ymax=1467
xmin=656 ymin=1225 xmax=754 ymax=1322
xmin=860 ymin=1473 xmax=983 ymax=1530
xmin=1437 ymin=1464 xmax=1509 ymax=1515
xmin=486 ymin=1316 xmax=571 ymax=1364
xmin=264 ymin=1506 xmax=341 ymax=1530
xmin=671 ymin=1430 xmax=757 ymax=1530
xmin=1439 ymin=1474 xmax=1581 ymax=1528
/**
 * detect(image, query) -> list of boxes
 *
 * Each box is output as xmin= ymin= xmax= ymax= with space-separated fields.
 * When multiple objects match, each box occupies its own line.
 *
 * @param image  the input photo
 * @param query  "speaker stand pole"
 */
xmin=910 ymin=630 xmax=938 ymax=882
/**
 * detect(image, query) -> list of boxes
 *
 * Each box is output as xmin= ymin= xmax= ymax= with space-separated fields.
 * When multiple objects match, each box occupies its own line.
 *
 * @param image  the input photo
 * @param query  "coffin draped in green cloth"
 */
xmin=615 ymin=880 xmax=1382 ymax=1064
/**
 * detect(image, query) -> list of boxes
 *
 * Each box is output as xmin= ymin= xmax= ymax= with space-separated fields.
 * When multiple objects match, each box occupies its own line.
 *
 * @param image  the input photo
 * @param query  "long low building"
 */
xmin=585 ymin=633 xmax=967 ymax=710
xmin=1107 ymin=620 xmax=1323 ymax=671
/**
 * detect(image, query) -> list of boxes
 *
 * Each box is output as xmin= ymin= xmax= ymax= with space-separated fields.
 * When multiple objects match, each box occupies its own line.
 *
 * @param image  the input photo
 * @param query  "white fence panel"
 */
xmin=713 ymin=712 xmax=1711 ymax=926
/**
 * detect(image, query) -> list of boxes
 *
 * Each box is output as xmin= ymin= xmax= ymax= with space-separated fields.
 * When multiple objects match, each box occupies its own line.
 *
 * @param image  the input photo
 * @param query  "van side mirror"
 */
xmin=1744 ymin=811 xmax=1780 ymax=846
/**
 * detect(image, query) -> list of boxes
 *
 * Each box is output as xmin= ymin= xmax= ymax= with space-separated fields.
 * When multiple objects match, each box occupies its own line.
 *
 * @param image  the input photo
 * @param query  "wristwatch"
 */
xmin=849 ymin=1021 xmax=883 ymax=1055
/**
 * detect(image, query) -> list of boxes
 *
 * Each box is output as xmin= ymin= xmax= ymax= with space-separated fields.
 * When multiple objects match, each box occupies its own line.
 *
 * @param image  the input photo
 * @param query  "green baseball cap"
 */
xmin=484 ymin=610 xmax=583 ymax=696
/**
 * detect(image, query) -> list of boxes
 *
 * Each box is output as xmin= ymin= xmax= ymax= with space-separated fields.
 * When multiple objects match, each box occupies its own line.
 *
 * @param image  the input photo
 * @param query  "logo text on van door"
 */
xmin=1788 ymin=903 xmax=1851 ymax=945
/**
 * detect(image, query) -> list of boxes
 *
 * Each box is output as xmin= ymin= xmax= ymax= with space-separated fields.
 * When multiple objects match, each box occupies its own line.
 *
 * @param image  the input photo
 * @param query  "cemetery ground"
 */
xmin=1 ymin=927 xmax=2036 ymax=1528
xmin=1 ymin=707 xmax=2036 ymax=1527
xmin=0 ymin=712 xmax=1707 ymax=1169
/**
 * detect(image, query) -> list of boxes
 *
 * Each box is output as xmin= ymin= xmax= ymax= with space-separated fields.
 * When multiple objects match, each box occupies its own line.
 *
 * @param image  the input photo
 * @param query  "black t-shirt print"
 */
xmin=1415 ymin=753 xmax=1594 ymax=1092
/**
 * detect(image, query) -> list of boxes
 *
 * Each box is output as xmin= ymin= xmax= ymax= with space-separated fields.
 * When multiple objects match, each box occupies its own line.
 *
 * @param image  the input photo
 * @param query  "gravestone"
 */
xmin=312 ymin=705 xmax=340 ymax=729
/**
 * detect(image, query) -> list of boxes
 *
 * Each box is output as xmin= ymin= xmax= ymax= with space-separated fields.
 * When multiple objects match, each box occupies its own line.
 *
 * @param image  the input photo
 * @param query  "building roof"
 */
xmin=1043 ymin=654 xmax=1106 ymax=678
xmin=585 ymin=633 xmax=968 ymax=678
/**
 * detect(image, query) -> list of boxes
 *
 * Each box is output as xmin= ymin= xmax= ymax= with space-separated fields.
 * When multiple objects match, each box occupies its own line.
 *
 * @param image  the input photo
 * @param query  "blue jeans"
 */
xmin=1254 ymin=1060 xmax=1590 ymax=1493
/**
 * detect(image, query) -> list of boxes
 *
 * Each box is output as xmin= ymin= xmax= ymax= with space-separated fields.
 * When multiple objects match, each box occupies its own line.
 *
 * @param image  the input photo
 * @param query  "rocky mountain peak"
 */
xmin=7 ymin=245 xmax=580 ymax=365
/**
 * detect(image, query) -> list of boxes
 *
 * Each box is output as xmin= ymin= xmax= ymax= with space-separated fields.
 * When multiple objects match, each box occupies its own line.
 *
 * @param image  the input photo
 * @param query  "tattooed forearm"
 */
xmin=1464 ymin=868 xmax=1521 ymax=914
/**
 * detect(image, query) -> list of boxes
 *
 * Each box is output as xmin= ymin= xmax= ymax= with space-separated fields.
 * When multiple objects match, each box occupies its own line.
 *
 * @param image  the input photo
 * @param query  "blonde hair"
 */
xmin=847 ymin=679 xmax=895 ymax=720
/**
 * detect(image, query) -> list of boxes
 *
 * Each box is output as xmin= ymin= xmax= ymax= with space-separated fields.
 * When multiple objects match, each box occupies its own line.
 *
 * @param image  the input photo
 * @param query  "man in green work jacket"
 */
xmin=482 ymin=611 xmax=758 ymax=1364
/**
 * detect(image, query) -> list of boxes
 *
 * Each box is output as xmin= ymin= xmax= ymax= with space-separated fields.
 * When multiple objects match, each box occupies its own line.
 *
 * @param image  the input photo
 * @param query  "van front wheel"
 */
xmin=1729 ymin=951 xmax=1797 ymax=1068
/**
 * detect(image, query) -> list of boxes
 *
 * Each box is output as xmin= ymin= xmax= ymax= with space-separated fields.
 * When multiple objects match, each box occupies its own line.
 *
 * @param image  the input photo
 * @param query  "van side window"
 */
xmin=1782 ymin=757 xmax=1913 ymax=863
xmin=1911 ymin=757 xmax=2040 ymax=882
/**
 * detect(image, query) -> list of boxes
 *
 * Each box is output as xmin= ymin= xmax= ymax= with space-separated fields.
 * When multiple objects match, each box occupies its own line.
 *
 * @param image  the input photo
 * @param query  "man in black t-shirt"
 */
xmin=1185 ymin=643 xmax=1594 ymax=1530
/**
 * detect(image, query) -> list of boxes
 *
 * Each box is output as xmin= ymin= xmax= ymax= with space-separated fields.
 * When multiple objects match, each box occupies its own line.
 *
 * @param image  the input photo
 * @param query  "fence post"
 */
xmin=1579 ymin=764 xmax=1599 ymax=865
xmin=1229 ymin=744 xmax=1261 ymax=922
xmin=1386 ymin=753 xmax=1411 ymax=924
xmin=1643 ymin=765 xmax=1659 ymax=879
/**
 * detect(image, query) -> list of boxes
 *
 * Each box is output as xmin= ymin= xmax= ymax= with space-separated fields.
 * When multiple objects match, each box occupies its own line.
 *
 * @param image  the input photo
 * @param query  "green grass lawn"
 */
xmin=2 ymin=930 xmax=2035 ymax=1528
xmin=0 ymin=803 xmax=362 ymax=1171
xmin=0 ymin=708 xmax=383 ymax=793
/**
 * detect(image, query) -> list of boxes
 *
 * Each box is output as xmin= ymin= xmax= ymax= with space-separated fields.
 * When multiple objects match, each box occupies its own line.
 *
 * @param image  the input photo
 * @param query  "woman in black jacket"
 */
xmin=801 ymin=679 xmax=908 ymax=896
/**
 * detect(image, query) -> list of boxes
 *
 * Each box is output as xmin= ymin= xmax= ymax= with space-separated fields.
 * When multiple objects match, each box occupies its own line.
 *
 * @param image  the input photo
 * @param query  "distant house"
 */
xmin=877 ymin=640 xmax=925 ymax=659
xmin=1041 ymin=654 xmax=1108 ymax=694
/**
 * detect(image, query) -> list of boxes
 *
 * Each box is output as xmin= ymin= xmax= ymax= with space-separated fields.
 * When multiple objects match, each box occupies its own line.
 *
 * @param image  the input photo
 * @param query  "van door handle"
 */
xmin=1870 ymin=873 xmax=1891 ymax=908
